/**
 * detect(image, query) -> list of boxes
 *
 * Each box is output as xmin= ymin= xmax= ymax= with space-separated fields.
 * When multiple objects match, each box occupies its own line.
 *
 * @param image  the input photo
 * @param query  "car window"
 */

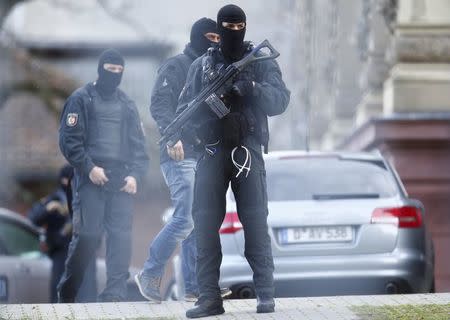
xmin=0 ymin=219 xmax=39 ymax=256
xmin=266 ymin=157 xmax=398 ymax=201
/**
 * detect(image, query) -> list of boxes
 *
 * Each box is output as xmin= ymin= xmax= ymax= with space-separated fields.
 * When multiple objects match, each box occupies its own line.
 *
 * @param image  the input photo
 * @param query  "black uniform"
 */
xmin=151 ymin=43 xmax=202 ymax=164
xmin=178 ymin=8 xmax=290 ymax=314
xmin=57 ymin=50 xmax=149 ymax=302
xmin=63 ymin=166 xmax=98 ymax=303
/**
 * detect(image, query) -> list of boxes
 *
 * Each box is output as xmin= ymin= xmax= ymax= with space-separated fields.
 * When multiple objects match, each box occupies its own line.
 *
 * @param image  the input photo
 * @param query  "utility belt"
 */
xmin=94 ymin=159 xmax=130 ymax=192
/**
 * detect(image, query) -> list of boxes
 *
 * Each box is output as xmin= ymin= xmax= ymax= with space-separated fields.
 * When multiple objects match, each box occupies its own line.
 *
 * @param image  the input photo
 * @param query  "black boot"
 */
xmin=256 ymin=297 xmax=275 ymax=313
xmin=193 ymin=288 xmax=232 ymax=306
xmin=186 ymin=298 xmax=225 ymax=318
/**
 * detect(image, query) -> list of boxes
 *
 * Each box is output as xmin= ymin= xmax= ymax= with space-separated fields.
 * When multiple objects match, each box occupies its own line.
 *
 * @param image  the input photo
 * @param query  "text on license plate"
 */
xmin=279 ymin=226 xmax=353 ymax=244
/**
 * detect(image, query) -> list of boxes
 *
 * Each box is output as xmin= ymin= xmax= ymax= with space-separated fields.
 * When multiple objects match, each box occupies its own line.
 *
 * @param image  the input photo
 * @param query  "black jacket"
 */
xmin=177 ymin=43 xmax=290 ymax=153
xmin=28 ymin=188 xmax=71 ymax=253
xmin=150 ymin=44 xmax=200 ymax=163
xmin=59 ymin=83 xmax=149 ymax=186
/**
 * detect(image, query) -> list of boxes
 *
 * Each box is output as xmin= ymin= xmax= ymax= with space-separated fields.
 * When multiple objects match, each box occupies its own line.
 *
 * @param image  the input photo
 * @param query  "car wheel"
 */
xmin=164 ymin=279 xmax=179 ymax=301
xmin=231 ymin=284 xmax=255 ymax=299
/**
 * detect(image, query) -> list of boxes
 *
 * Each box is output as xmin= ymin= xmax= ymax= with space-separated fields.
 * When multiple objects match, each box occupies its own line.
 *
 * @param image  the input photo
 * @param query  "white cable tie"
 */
xmin=205 ymin=140 xmax=220 ymax=156
xmin=232 ymin=145 xmax=251 ymax=178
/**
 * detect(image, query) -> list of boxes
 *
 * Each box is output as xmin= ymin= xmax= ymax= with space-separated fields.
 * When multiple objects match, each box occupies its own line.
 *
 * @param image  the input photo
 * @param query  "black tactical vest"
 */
xmin=200 ymin=43 xmax=268 ymax=152
xmin=86 ymin=89 xmax=125 ymax=163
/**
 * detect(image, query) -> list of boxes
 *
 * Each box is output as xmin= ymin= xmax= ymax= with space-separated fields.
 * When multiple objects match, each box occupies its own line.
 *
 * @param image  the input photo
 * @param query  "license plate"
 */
xmin=279 ymin=226 xmax=353 ymax=244
xmin=0 ymin=276 xmax=7 ymax=301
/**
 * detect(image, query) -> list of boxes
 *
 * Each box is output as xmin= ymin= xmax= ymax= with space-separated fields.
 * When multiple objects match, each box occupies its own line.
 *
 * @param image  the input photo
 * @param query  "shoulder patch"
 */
xmin=66 ymin=113 xmax=78 ymax=127
xmin=162 ymin=78 xmax=168 ymax=87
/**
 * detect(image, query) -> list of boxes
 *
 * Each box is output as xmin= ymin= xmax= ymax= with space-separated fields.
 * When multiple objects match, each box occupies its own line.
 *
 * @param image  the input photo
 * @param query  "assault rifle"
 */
xmin=159 ymin=39 xmax=280 ymax=147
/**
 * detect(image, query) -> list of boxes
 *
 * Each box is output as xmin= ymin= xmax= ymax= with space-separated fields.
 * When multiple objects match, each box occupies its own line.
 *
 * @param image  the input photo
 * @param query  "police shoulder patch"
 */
xmin=66 ymin=113 xmax=78 ymax=127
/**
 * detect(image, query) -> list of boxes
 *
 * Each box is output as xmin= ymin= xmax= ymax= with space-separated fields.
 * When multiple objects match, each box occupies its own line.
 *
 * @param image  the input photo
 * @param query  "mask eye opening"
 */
xmin=103 ymin=63 xmax=124 ymax=73
xmin=205 ymin=32 xmax=220 ymax=43
xmin=222 ymin=22 xmax=246 ymax=30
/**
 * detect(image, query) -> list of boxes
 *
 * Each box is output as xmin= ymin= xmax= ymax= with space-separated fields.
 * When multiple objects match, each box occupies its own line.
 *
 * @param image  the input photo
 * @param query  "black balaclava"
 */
xmin=217 ymin=4 xmax=246 ymax=62
xmin=96 ymin=49 xmax=125 ymax=97
xmin=190 ymin=17 xmax=217 ymax=56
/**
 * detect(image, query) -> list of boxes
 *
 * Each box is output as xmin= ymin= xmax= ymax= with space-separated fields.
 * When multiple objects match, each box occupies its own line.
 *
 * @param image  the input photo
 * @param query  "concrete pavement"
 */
xmin=1 ymin=293 xmax=449 ymax=320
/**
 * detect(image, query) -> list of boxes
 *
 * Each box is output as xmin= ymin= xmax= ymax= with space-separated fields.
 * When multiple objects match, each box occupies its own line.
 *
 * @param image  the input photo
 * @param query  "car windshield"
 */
xmin=265 ymin=157 xmax=398 ymax=201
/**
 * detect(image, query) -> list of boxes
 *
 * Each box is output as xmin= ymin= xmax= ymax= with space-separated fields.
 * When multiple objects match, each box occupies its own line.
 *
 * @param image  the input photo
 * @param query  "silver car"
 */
xmin=0 ymin=208 xmax=142 ymax=303
xmin=0 ymin=208 xmax=52 ymax=303
xmin=167 ymin=150 xmax=435 ymax=299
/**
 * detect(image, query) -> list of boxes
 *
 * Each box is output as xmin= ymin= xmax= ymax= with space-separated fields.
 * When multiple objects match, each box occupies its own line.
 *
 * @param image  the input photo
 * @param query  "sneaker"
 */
xmin=256 ymin=296 xmax=275 ymax=313
xmin=186 ymin=299 xmax=225 ymax=318
xmin=134 ymin=271 xmax=161 ymax=303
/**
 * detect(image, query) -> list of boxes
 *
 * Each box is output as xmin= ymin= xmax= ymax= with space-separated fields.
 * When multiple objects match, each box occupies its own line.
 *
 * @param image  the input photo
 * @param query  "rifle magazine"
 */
xmin=206 ymin=93 xmax=230 ymax=119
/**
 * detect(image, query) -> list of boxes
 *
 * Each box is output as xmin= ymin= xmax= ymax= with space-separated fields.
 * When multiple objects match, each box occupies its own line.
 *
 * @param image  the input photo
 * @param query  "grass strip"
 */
xmin=352 ymin=303 xmax=450 ymax=320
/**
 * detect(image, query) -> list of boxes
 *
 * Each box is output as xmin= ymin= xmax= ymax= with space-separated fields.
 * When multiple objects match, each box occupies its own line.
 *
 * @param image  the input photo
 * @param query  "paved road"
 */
xmin=1 ymin=293 xmax=449 ymax=320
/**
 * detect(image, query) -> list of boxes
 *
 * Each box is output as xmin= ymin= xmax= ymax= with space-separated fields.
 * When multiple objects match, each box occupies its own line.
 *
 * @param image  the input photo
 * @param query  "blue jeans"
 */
xmin=143 ymin=158 xmax=198 ymax=294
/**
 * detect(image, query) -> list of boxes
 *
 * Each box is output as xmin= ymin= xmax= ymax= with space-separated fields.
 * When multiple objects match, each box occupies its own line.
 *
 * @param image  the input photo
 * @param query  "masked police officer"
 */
xmin=135 ymin=18 xmax=220 ymax=303
xmin=58 ymin=49 xmax=149 ymax=302
xmin=174 ymin=4 xmax=290 ymax=318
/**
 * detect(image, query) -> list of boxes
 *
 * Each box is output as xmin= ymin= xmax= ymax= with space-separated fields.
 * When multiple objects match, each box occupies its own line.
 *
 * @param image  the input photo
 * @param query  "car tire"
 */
xmin=232 ymin=284 xmax=255 ymax=299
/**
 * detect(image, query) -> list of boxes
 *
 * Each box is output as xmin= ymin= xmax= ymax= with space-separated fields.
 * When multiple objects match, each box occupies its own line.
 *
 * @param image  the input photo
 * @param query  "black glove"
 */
xmin=230 ymin=80 xmax=255 ymax=97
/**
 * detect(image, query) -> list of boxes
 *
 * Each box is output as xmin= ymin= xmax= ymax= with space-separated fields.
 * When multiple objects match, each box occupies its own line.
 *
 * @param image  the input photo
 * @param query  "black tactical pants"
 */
xmin=57 ymin=176 xmax=133 ymax=302
xmin=193 ymin=143 xmax=274 ymax=300
xmin=50 ymin=248 xmax=68 ymax=303
xmin=50 ymin=246 xmax=97 ymax=303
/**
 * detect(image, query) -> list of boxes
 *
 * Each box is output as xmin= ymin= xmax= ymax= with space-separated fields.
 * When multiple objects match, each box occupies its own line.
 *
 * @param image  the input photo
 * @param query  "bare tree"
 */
xmin=97 ymin=0 xmax=152 ymax=40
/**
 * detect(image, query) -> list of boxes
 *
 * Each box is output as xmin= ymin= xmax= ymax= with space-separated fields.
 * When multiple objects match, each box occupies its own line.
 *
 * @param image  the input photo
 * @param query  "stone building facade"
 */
xmin=342 ymin=0 xmax=450 ymax=292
